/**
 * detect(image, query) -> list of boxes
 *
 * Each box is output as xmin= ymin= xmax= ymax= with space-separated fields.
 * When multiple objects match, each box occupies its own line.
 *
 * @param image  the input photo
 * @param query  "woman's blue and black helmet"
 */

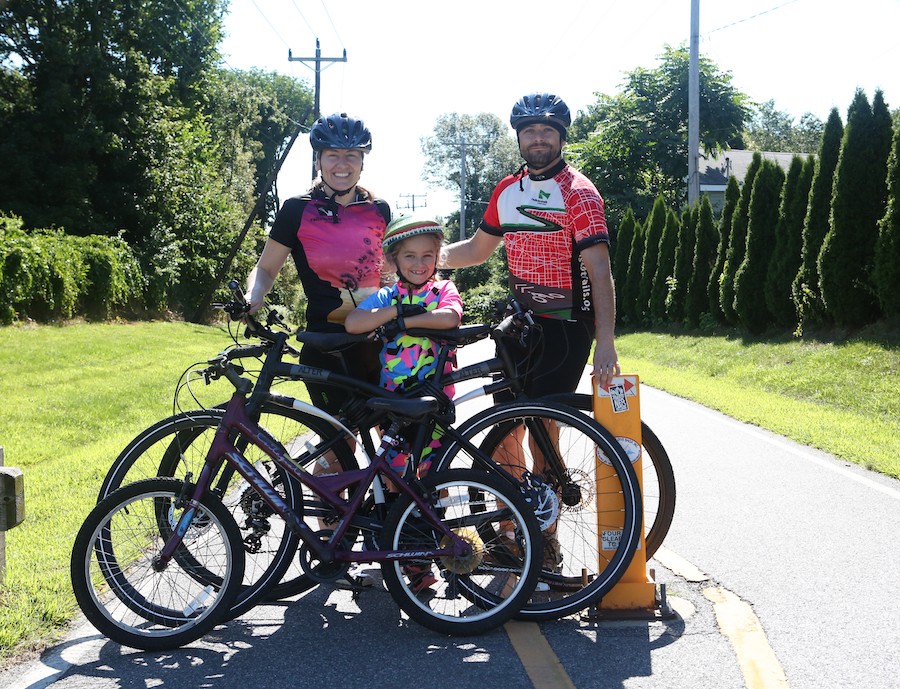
xmin=509 ymin=93 xmax=571 ymax=138
xmin=309 ymin=112 xmax=373 ymax=152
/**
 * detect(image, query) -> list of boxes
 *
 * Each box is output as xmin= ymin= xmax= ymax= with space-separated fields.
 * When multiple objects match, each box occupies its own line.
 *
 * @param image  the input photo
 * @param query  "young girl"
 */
xmin=345 ymin=213 xmax=462 ymax=426
xmin=345 ymin=215 xmax=462 ymax=592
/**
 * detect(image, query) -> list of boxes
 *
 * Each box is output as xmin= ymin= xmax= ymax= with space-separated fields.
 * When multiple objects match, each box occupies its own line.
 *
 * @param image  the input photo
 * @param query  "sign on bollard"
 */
xmin=591 ymin=375 xmax=661 ymax=616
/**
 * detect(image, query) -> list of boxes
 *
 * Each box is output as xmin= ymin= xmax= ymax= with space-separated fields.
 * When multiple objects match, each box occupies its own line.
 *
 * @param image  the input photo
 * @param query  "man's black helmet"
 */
xmin=509 ymin=93 xmax=571 ymax=137
xmin=309 ymin=112 xmax=372 ymax=152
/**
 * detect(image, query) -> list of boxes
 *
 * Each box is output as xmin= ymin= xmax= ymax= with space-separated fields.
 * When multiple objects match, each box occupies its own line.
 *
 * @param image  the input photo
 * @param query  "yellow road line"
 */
xmin=505 ymin=620 xmax=578 ymax=689
xmin=704 ymin=587 xmax=790 ymax=689
xmin=653 ymin=545 xmax=710 ymax=582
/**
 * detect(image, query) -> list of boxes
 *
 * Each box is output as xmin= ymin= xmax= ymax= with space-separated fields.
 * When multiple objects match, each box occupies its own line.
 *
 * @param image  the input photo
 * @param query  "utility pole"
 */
xmin=289 ymin=39 xmax=347 ymax=180
xmin=398 ymin=193 xmax=427 ymax=212
xmin=687 ymin=0 xmax=700 ymax=206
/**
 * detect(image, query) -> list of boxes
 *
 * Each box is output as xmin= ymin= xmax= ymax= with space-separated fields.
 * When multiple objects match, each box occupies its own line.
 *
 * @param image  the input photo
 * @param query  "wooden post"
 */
xmin=1 ymin=446 xmax=5 ymax=586
xmin=0 ymin=446 xmax=26 ymax=587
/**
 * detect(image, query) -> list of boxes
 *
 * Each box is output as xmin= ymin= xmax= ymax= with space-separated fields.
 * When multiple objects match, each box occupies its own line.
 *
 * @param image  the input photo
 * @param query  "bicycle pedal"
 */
xmin=333 ymin=572 xmax=375 ymax=591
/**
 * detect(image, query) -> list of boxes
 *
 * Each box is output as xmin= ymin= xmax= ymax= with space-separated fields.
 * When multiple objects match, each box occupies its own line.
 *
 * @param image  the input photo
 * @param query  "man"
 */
xmin=443 ymin=92 xmax=620 ymax=395
xmin=443 ymin=92 xmax=621 ymax=572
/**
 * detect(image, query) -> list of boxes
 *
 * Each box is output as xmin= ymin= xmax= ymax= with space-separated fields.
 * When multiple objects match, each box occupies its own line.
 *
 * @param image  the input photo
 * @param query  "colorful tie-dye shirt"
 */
xmin=357 ymin=279 xmax=463 ymax=477
xmin=357 ymin=279 xmax=463 ymax=396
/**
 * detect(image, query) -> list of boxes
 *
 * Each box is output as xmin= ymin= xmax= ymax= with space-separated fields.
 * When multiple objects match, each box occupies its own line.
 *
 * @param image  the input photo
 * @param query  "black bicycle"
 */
xmin=71 ymin=312 xmax=545 ymax=648
xmin=95 ymin=283 xmax=646 ymax=621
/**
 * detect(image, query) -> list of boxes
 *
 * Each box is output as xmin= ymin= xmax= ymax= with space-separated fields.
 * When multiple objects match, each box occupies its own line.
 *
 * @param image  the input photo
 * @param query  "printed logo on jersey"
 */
xmin=515 ymin=205 xmax=564 ymax=232
xmin=313 ymin=205 xmax=338 ymax=221
xmin=513 ymin=282 xmax=566 ymax=305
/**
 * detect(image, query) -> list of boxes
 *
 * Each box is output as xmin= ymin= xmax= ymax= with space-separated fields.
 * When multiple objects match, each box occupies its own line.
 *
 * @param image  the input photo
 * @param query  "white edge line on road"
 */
xmin=646 ymin=386 xmax=900 ymax=502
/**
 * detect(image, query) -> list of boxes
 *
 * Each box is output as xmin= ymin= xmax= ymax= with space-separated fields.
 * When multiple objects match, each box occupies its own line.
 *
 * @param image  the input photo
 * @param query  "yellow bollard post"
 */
xmin=592 ymin=375 xmax=657 ymax=613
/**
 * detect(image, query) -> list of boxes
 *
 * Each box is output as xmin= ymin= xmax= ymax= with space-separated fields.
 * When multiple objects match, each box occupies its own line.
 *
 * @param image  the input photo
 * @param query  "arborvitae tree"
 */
xmin=621 ymin=218 xmax=646 ymax=325
xmin=708 ymin=176 xmax=740 ymax=322
xmin=638 ymin=196 xmax=668 ymax=323
xmin=734 ymin=159 xmax=786 ymax=333
xmin=612 ymin=208 xmax=637 ymax=321
xmin=873 ymin=122 xmax=900 ymax=318
xmin=819 ymin=89 xmax=890 ymax=327
xmin=765 ymin=155 xmax=814 ymax=326
xmin=666 ymin=205 xmax=696 ymax=323
xmin=687 ymin=195 xmax=719 ymax=327
xmin=792 ymin=108 xmax=843 ymax=330
xmin=650 ymin=209 xmax=680 ymax=323
xmin=721 ymin=152 xmax=762 ymax=323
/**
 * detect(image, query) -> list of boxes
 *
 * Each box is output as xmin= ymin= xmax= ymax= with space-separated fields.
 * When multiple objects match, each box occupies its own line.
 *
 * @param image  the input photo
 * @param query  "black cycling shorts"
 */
xmin=299 ymin=339 xmax=381 ymax=414
xmin=495 ymin=317 xmax=594 ymax=402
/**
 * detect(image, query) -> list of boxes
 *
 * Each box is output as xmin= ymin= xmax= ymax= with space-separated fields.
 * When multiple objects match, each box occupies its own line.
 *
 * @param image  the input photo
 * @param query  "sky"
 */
xmin=219 ymin=0 xmax=900 ymax=219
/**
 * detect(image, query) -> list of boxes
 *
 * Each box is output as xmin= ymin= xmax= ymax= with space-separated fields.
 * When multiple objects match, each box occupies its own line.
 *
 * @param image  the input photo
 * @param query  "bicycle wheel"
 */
xmin=71 ymin=478 xmax=244 ymax=651
xmin=433 ymin=402 xmax=642 ymax=621
xmin=380 ymin=468 xmax=541 ymax=635
xmin=98 ymin=406 xmax=357 ymax=615
xmin=540 ymin=393 xmax=676 ymax=558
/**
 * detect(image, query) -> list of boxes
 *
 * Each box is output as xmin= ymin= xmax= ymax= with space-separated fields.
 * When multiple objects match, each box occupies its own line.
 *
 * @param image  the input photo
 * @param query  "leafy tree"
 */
xmin=0 ymin=0 xmax=228 ymax=234
xmin=0 ymin=1 xmax=315 ymax=316
xmin=720 ymin=152 xmax=762 ymax=323
xmin=649 ymin=209 xmax=679 ymax=323
xmin=686 ymin=195 xmax=718 ymax=327
xmin=567 ymin=45 xmax=750 ymax=229
xmin=708 ymin=176 xmax=740 ymax=322
xmin=792 ymin=108 xmax=844 ymax=330
xmin=873 ymin=121 xmax=900 ymax=318
xmin=208 ymin=68 xmax=314 ymax=225
xmin=743 ymin=100 xmax=824 ymax=153
xmin=666 ymin=205 xmax=694 ymax=324
xmin=621 ymin=218 xmax=646 ymax=325
xmin=765 ymin=155 xmax=814 ymax=326
xmin=612 ymin=208 xmax=637 ymax=319
xmin=819 ymin=90 xmax=891 ymax=327
xmin=420 ymin=113 xmax=520 ymax=238
xmin=734 ymin=160 xmax=785 ymax=333
xmin=638 ymin=196 xmax=668 ymax=323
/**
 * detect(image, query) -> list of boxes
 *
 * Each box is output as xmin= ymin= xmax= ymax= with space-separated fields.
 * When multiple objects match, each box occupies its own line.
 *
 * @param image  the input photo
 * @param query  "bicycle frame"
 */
xmin=157 ymin=388 xmax=485 ymax=573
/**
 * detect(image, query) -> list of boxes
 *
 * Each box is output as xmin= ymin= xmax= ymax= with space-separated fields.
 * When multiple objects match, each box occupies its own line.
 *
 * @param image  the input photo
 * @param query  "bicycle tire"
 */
xmin=98 ymin=405 xmax=358 ymax=615
xmin=71 ymin=478 xmax=244 ymax=651
xmin=540 ymin=393 xmax=676 ymax=558
xmin=380 ymin=468 xmax=542 ymax=635
xmin=433 ymin=401 xmax=642 ymax=621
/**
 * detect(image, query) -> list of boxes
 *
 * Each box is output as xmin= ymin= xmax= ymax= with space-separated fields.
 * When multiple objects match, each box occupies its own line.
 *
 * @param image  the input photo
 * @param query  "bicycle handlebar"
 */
xmin=210 ymin=279 xmax=299 ymax=357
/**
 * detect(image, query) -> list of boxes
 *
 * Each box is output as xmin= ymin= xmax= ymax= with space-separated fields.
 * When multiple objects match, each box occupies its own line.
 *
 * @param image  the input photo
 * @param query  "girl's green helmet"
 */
xmin=382 ymin=214 xmax=445 ymax=253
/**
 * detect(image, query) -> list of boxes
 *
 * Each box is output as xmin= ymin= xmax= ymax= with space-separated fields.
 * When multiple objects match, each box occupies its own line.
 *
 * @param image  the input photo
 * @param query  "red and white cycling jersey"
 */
xmin=479 ymin=160 xmax=609 ymax=320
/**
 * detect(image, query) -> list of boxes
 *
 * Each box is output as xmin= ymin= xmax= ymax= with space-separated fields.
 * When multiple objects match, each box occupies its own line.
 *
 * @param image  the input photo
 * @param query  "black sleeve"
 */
xmin=269 ymin=196 xmax=309 ymax=248
xmin=374 ymin=199 xmax=392 ymax=226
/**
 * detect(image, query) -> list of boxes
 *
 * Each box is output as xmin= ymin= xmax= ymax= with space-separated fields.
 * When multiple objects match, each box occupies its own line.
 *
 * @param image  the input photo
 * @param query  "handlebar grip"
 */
xmin=491 ymin=314 xmax=517 ymax=339
xmin=227 ymin=279 xmax=249 ymax=307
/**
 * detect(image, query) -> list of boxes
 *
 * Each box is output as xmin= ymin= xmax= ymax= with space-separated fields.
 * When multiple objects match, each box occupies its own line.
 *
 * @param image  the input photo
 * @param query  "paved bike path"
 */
xmin=1 ymin=339 xmax=796 ymax=689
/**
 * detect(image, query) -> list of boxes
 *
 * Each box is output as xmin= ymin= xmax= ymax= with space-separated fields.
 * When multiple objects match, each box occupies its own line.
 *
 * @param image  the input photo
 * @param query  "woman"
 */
xmin=246 ymin=112 xmax=391 ymax=413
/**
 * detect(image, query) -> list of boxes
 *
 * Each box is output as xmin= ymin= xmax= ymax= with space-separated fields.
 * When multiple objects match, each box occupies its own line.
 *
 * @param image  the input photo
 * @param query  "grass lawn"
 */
xmin=0 ymin=319 xmax=896 ymax=665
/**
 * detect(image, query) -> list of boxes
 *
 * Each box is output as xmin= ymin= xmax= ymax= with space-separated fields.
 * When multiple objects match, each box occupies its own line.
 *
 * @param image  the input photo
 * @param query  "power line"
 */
xmin=703 ymin=0 xmax=802 ymax=37
xmin=317 ymin=0 xmax=345 ymax=48
xmin=248 ymin=0 xmax=292 ymax=49
xmin=287 ymin=0 xmax=318 ymax=41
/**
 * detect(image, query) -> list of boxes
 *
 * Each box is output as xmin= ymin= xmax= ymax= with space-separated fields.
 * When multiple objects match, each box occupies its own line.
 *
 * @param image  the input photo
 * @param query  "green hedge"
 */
xmin=0 ymin=214 xmax=144 ymax=323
